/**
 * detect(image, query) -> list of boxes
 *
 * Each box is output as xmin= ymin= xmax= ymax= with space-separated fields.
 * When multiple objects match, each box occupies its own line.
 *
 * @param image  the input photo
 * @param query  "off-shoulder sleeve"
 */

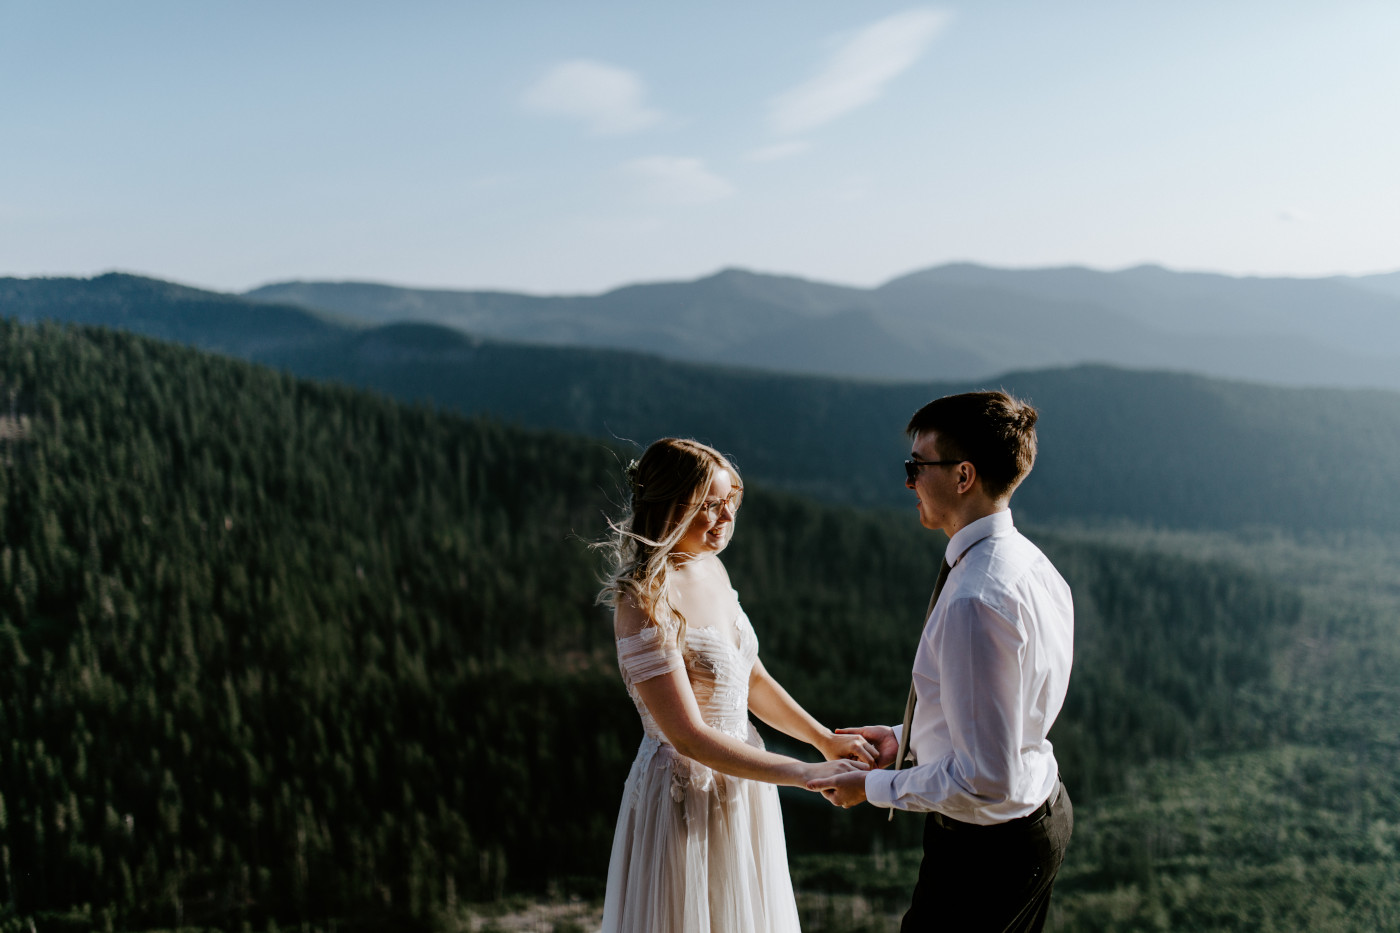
xmin=616 ymin=625 xmax=684 ymax=685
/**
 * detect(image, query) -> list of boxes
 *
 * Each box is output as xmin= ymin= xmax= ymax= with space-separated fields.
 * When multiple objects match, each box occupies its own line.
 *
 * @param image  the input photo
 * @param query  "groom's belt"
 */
xmin=928 ymin=779 xmax=1062 ymax=832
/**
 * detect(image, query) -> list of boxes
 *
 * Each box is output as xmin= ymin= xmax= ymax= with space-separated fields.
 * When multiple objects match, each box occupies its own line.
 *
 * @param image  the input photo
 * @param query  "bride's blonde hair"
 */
xmin=598 ymin=438 xmax=742 ymax=644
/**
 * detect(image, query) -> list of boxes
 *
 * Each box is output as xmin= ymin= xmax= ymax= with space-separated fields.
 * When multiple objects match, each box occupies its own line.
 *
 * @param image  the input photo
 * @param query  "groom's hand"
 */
xmin=835 ymin=725 xmax=898 ymax=769
xmin=807 ymin=770 xmax=869 ymax=809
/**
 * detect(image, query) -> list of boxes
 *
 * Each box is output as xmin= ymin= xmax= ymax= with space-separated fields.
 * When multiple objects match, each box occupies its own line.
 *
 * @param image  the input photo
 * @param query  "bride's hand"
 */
xmin=805 ymin=767 xmax=870 ymax=808
xmin=816 ymin=730 xmax=878 ymax=767
xmin=801 ymin=757 xmax=870 ymax=786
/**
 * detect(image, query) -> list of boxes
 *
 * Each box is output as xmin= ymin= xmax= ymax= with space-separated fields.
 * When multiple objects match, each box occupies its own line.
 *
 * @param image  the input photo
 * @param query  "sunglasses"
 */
xmin=904 ymin=457 xmax=966 ymax=482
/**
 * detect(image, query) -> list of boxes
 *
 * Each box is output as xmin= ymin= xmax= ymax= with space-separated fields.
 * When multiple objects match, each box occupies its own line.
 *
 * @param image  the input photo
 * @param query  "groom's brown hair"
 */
xmin=906 ymin=390 xmax=1038 ymax=499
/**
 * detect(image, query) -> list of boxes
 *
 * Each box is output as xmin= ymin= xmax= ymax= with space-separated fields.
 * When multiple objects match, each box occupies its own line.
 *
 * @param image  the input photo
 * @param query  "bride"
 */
xmin=597 ymin=437 xmax=875 ymax=932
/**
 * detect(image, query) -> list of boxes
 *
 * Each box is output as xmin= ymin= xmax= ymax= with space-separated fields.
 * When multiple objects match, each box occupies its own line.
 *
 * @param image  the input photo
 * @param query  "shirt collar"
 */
xmin=944 ymin=509 xmax=1015 ymax=568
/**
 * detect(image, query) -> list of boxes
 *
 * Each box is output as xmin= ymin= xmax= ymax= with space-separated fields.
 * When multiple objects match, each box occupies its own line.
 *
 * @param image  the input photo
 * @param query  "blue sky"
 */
xmin=3 ymin=1 xmax=1398 ymax=293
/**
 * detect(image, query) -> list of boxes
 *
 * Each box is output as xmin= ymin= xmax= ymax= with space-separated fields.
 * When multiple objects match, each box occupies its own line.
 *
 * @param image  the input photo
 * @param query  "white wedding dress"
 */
xmin=600 ymin=605 xmax=801 ymax=933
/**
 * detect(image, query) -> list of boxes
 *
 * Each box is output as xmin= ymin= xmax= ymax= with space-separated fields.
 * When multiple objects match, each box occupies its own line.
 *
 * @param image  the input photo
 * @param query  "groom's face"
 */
xmin=909 ymin=430 xmax=959 ymax=534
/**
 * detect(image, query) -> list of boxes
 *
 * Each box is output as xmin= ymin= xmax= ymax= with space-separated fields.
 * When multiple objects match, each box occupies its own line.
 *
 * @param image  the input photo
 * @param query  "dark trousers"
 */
xmin=900 ymin=782 xmax=1073 ymax=933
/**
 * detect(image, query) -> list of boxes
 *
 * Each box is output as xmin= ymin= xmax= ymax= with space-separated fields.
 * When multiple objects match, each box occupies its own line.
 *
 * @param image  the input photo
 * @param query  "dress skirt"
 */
xmin=599 ymin=729 xmax=802 ymax=933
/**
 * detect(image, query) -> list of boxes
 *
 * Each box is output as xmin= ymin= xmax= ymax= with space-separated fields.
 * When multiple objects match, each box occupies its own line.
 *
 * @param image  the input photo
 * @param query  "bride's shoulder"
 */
xmin=613 ymin=594 xmax=648 ymax=640
xmin=613 ymin=593 xmax=676 ymax=642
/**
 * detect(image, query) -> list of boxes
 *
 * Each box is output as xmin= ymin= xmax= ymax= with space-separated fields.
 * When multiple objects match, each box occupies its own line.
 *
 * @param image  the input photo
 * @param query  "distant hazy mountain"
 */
xmin=1344 ymin=270 xmax=1400 ymax=301
xmin=1 ymin=272 xmax=353 ymax=355
xmin=8 ymin=271 xmax=1400 ymax=535
xmin=245 ymin=270 xmax=964 ymax=380
xmin=897 ymin=263 xmax=1400 ymax=356
xmin=245 ymin=263 xmax=1400 ymax=390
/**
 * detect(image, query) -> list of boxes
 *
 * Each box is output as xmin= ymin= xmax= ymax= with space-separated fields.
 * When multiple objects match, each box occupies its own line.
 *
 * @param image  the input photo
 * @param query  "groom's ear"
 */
xmin=954 ymin=460 xmax=978 ymax=494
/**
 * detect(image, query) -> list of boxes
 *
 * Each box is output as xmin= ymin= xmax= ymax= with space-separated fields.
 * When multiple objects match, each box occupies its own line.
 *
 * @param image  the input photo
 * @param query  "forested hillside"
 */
xmin=265 ymin=329 xmax=1400 ymax=534
xmin=0 ymin=319 xmax=1312 ymax=929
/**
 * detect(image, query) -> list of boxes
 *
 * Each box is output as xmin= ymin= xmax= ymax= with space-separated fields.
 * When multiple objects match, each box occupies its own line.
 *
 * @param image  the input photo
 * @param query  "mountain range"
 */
xmin=7 ymin=271 xmax=1400 ymax=534
xmin=243 ymin=262 xmax=1400 ymax=390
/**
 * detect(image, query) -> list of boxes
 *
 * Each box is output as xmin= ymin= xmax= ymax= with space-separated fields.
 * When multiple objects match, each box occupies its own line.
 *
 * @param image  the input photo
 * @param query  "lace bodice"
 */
xmin=615 ymin=609 xmax=760 ymax=744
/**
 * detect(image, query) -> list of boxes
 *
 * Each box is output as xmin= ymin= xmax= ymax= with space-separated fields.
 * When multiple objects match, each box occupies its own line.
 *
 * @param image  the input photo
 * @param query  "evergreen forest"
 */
xmin=1 ymin=318 xmax=1398 ymax=931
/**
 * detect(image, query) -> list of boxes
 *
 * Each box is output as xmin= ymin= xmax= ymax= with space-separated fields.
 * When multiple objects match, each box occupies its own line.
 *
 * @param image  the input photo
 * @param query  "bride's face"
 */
xmin=672 ymin=470 xmax=739 ymax=560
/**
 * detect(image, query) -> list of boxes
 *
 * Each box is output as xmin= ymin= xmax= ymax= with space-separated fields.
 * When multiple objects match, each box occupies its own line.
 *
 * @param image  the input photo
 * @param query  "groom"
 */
xmin=808 ymin=390 xmax=1074 ymax=933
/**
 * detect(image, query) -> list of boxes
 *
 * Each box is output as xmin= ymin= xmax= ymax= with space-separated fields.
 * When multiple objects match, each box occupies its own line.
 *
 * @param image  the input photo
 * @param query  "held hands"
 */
xmin=834 ymin=725 xmax=898 ymax=769
xmin=800 ymin=757 xmax=870 ymax=790
xmin=806 ymin=769 xmax=869 ymax=809
xmin=816 ymin=730 xmax=880 ymax=767
xmin=806 ymin=725 xmax=897 ymax=809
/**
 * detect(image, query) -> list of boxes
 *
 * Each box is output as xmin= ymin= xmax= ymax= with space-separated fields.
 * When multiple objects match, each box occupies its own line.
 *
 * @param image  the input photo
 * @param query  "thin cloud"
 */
xmin=624 ymin=157 xmax=735 ymax=205
xmin=522 ymin=59 xmax=663 ymax=135
xmin=769 ymin=8 xmax=950 ymax=137
xmin=746 ymin=140 xmax=812 ymax=162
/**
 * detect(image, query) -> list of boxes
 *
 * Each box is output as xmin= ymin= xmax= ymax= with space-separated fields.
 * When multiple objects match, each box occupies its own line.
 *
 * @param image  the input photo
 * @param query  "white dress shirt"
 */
xmin=864 ymin=510 xmax=1073 ymax=824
